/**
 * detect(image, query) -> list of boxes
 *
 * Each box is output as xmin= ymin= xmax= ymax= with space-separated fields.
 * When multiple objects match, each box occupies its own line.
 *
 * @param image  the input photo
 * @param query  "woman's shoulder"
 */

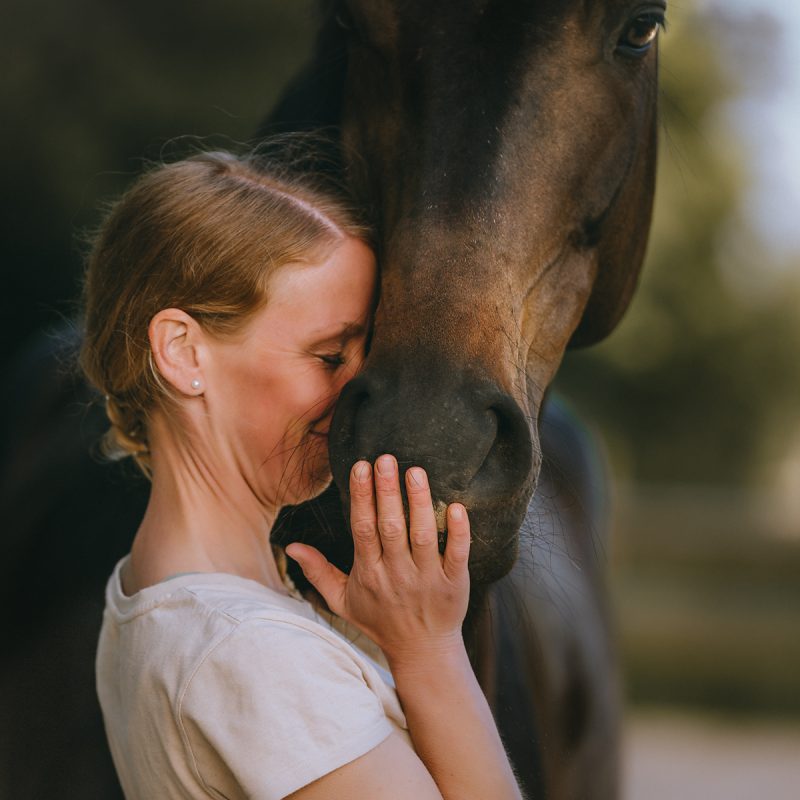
xmin=104 ymin=558 xmax=348 ymax=653
xmin=176 ymin=601 xmax=399 ymax=798
xmin=101 ymin=557 xmax=393 ymax=691
xmin=97 ymin=564 xmax=406 ymax=800
xmin=179 ymin=576 xmax=393 ymax=695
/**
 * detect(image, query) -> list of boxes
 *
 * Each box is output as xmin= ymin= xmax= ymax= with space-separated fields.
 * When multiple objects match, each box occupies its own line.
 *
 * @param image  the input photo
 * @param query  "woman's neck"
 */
xmin=125 ymin=417 xmax=288 ymax=596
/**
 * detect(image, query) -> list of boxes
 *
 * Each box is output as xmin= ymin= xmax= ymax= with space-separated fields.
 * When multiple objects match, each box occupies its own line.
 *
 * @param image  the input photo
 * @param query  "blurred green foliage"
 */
xmin=613 ymin=484 xmax=800 ymax=715
xmin=555 ymin=4 xmax=800 ymax=487
xmin=552 ymin=2 xmax=800 ymax=717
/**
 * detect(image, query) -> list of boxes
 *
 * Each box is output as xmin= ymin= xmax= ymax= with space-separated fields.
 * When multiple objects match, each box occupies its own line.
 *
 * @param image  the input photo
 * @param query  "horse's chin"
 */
xmin=460 ymin=500 xmax=527 ymax=585
xmin=468 ymin=540 xmax=518 ymax=584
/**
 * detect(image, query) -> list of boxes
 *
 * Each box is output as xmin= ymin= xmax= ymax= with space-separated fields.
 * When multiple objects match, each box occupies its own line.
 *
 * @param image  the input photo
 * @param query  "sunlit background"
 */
xmin=1 ymin=1 xmax=798 ymax=797
xmin=556 ymin=0 xmax=800 ymax=795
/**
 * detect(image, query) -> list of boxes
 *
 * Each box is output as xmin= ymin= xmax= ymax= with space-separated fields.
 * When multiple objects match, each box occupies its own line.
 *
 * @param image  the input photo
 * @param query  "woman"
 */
xmin=80 ymin=150 xmax=523 ymax=799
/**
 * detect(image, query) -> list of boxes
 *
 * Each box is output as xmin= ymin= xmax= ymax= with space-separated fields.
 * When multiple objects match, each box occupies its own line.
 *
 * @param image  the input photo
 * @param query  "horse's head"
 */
xmin=328 ymin=0 xmax=662 ymax=582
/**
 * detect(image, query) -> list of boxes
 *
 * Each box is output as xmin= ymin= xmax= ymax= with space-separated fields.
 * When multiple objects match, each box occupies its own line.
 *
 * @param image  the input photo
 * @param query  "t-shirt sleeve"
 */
xmin=178 ymin=616 xmax=394 ymax=800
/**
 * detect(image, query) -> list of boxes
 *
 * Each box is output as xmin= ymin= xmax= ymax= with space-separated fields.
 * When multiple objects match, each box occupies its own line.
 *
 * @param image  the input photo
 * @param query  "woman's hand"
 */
xmin=285 ymin=454 xmax=471 ymax=663
xmin=287 ymin=456 xmax=523 ymax=800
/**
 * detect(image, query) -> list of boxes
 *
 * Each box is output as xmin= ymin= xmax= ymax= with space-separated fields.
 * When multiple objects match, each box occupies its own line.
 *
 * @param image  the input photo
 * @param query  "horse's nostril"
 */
xmin=470 ymin=394 xmax=534 ymax=500
xmin=330 ymin=375 xmax=371 ymax=449
xmin=329 ymin=366 xmax=534 ymax=511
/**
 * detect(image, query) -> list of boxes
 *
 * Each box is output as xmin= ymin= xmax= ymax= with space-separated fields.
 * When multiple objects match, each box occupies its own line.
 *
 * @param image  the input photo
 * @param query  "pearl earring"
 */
xmin=191 ymin=379 xmax=201 ymax=391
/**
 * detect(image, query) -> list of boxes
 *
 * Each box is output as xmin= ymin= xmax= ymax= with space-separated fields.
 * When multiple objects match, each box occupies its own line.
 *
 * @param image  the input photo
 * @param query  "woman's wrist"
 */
xmin=384 ymin=631 xmax=469 ymax=678
xmin=386 ymin=631 xmax=524 ymax=800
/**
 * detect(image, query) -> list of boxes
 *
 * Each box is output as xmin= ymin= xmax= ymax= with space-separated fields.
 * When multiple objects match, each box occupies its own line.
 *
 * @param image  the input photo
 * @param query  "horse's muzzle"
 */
xmin=328 ymin=360 xmax=537 ymax=582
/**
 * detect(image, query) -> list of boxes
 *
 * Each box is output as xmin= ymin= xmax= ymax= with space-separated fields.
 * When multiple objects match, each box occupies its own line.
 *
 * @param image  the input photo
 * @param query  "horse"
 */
xmin=269 ymin=2 xmax=661 ymax=796
xmin=0 ymin=1 xmax=662 ymax=797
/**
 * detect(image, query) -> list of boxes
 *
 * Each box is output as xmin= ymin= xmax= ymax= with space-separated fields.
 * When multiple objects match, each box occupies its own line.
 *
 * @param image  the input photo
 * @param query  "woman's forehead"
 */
xmin=268 ymin=241 xmax=375 ymax=314
xmin=244 ymin=259 xmax=374 ymax=346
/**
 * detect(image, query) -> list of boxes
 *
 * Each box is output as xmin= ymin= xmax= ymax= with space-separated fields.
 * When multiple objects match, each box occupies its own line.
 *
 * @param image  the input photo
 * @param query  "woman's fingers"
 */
xmin=373 ymin=455 xmax=410 ymax=558
xmin=285 ymin=543 xmax=348 ymax=616
xmin=349 ymin=461 xmax=382 ymax=565
xmin=443 ymin=503 xmax=471 ymax=582
xmin=406 ymin=467 xmax=440 ymax=569
xmin=350 ymin=456 xmax=466 ymax=581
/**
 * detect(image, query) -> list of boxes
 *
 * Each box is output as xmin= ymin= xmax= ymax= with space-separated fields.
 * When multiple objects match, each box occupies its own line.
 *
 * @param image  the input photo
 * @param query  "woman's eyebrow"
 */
xmin=308 ymin=322 xmax=366 ymax=348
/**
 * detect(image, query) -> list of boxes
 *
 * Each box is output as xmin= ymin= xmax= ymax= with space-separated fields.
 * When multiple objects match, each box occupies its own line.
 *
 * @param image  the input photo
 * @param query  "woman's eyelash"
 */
xmin=318 ymin=352 xmax=345 ymax=368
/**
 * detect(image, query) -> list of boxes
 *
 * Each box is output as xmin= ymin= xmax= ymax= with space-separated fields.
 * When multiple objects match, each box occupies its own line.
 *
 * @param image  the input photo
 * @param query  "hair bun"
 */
xmin=103 ymin=394 xmax=151 ymax=475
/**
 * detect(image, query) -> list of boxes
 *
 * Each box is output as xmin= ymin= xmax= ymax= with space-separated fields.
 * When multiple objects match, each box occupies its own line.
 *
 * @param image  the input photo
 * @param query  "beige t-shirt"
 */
xmin=97 ymin=556 xmax=409 ymax=800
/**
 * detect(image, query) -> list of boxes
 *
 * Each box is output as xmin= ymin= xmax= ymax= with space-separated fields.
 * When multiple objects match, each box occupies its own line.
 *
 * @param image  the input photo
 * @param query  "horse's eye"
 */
xmin=617 ymin=13 xmax=664 ymax=57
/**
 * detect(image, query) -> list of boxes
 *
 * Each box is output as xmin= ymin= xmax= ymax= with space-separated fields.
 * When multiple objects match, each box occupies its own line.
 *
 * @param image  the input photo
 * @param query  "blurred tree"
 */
xmin=555 ymin=3 xmax=800 ymax=487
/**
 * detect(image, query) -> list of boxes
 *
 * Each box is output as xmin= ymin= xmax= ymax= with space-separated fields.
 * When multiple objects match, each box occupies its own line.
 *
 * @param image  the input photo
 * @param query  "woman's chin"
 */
xmin=273 ymin=437 xmax=333 ymax=507
xmin=281 ymin=464 xmax=332 ymax=507
xmin=300 ymin=471 xmax=333 ymax=503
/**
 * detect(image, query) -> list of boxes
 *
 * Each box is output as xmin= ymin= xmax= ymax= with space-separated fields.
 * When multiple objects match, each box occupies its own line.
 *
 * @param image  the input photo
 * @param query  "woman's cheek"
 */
xmin=311 ymin=373 xmax=338 ymax=409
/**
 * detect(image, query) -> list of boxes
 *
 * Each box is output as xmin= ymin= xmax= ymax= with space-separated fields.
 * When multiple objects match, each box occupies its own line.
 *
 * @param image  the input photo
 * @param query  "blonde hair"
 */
xmin=79 ymin=150 xmax=372 ymax=477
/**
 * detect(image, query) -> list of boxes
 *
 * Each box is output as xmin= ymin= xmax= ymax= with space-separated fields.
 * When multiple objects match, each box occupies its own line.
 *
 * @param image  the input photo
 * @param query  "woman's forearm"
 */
xmin=388 ymin=642 xmax=524 ymax=800
xmin=288 ymin=460 xmax=521 ymax=798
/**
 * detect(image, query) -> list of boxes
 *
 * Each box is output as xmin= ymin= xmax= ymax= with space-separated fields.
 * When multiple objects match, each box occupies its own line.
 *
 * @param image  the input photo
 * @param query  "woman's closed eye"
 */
xmin=318 ymin=352 xmax=346 ymax=370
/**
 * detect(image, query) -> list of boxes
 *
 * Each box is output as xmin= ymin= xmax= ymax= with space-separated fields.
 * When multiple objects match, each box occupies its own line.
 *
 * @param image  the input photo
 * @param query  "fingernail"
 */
xmin=376 ymin=454 xmax=396 ymax=475
xmin=353 ymin=461 xmax=371 ymax=482
xmin=407 ymin=467 xmax=427 ymax=488
xmin=449 ymin=504 xmax=464 ymax=521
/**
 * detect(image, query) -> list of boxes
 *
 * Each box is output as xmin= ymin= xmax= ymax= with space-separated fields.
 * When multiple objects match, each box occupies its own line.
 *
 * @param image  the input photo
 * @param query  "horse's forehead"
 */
xmin=347 ymin=0 xmax=579 ymax=20
xmin=344 ymin=0 xmax=640 ymax=37
xmin=344 ymin=0 xmax=646 ymax=219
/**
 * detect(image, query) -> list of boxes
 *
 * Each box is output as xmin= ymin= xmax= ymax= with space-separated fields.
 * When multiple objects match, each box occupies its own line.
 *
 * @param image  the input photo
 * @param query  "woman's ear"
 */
xmin=148 ymin=309 xmax=206 ymax=396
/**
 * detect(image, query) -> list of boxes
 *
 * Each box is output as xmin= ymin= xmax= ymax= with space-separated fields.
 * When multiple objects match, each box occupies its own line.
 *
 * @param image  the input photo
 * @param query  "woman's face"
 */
xmin=203 ymin=236 xmax=376 ymax=509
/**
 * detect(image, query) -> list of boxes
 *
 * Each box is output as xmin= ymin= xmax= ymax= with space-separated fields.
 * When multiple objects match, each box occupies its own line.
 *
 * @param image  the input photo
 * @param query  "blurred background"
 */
xmin=1 ymin=0 xmax=798 ymax=797
xmin=554 ymin=1 xmax=800 ymax=794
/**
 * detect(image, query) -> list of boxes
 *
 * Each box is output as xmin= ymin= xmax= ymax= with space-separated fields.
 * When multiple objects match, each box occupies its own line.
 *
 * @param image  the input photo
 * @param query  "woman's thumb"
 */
xmin=285 ymin=543 xmax=347 ymax=614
